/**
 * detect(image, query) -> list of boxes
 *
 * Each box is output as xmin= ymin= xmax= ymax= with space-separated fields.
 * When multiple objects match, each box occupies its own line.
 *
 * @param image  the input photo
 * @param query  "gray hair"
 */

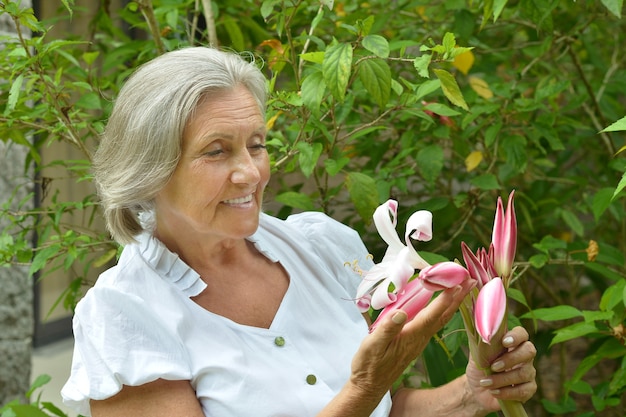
xmin=93 ymin=47 xmax=267 ymax=244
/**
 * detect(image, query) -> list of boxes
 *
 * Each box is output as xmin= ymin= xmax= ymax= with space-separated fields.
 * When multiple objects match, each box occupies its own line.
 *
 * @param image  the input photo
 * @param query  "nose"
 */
xmin=230 ymin=151 xmax=261 ymax=185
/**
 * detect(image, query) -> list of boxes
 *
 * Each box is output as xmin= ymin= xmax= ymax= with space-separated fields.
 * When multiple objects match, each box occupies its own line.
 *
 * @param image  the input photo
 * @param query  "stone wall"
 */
xmin=0 ymin=0 xmax=34 ymax=405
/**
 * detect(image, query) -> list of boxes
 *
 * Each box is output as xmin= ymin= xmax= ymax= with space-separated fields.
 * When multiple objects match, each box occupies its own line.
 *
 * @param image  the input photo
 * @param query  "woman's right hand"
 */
xmin=349 ymin=280 xmax=474 ymax=400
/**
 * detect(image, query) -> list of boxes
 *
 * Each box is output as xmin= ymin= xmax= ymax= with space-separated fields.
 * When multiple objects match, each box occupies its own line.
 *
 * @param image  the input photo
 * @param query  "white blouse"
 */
xmin=61 ymin=212 xmax=392 ymax=416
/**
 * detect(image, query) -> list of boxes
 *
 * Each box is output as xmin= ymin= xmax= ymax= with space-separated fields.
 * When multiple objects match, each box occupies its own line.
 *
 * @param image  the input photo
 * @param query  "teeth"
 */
xmin=224 ymin=194 xmax=253 ymax=204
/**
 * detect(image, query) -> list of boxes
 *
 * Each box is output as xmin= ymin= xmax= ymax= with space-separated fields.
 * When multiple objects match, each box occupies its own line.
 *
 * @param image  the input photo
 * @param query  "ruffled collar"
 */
xmin=134 ymin=214 xmax=278 ymax=297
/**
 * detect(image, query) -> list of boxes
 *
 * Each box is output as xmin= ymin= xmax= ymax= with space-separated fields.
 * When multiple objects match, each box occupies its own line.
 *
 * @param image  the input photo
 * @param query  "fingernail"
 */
xmin=392 ymin=311 xmax=407 ymax=324
xmin=503 ymin=336 xmax=514 ymax=347
xmin=490 ymin=389 xmax=501 ymax=395
xmin=491 ymin=360 xmax=505 ymax=372
xmin=479 ymin=378 xmax=493 ymax=387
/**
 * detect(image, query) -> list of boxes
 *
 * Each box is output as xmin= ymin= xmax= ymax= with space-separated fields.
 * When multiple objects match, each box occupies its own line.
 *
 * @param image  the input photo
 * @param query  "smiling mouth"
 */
xmin=223 ymin=194 xmax=254 ymax=205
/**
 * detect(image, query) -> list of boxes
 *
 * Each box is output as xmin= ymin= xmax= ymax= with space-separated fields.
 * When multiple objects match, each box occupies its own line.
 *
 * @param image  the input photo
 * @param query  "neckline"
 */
xmin=137 ymin=218 xmax=293 ymax=332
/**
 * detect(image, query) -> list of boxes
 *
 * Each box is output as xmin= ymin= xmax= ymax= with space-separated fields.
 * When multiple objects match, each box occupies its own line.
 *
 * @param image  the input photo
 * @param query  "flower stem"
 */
xmin=499 ymin=399 xmax=529 ymax=417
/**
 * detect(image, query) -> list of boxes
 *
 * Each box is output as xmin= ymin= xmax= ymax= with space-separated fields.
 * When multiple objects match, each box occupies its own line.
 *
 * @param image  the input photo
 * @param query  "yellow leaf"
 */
xmin=266 ymin=111 xmax=282 ymax=130
xmin=93 ymin=249 xmax=118 ymax=268
xmin=453 ymin=49 xmax=475 ymax=75
xmin=469 ymin=76 xmax=494 ymax=100
xmin=416 ymin=6 xmax=428 ymax=21
xmin=465 ymin=150 xmax=483 ymax=172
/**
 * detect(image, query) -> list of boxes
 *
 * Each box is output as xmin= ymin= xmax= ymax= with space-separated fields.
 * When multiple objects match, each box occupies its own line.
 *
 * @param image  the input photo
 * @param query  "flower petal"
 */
xmin=405 ymin=210 xmax=433 ymax=242
xmin=461 ymin=242 xmax=491 ymax=287
xmin=474 ymin=277 xmax=507 ymax=344
xmin=373 ymin=200 xmax=404 ymax=252
xmin=418 ymin=261 xmax=470 ymax=292
xmin=370 ymin=279 xmax=434 ymax=332
xmin=491 ymin=191 xmax=517 ymax=280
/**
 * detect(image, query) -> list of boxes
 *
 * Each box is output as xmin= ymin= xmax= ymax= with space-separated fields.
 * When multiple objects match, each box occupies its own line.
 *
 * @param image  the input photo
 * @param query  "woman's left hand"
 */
xmin=465 ymin=326 xmax=537 ymax=413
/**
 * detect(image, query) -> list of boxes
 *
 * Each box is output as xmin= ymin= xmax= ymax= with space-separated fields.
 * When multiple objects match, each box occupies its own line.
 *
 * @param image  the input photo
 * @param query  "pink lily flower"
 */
xmin=417 ymin=261 xmax=470 ymax=292
xmin=461 ymin=242 xmax=492 ymax=288
xmin=474 ymin=277 xmax=507 ymax=344
xmin=369 ymin=278 xmax=434 ymax=332
xmin=355 ymin=200 xmax=433 ymax=311
xmin=491 ymin=190 xmax=517 ymax=282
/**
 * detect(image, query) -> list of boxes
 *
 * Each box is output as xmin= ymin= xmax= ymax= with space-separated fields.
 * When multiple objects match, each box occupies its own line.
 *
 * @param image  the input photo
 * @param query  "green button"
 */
xmin=306 ymin=374 xmax=317 ymax=385
xmin=274 ymin=336 xmax=285 ymax=347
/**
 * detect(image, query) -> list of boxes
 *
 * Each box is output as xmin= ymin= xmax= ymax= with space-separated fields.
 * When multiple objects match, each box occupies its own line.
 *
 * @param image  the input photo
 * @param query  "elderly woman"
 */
xmin=61 ymin=47 xmax=536 ymax=417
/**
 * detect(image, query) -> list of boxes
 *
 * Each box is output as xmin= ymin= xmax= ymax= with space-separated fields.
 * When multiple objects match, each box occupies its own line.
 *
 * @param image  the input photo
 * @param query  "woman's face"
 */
xmin=154 ymin=85 xmax=270 ymax=246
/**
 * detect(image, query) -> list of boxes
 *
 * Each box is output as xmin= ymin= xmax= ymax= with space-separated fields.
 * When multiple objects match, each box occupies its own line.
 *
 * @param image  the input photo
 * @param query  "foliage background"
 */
xmin=1 ymin=0 xmax=625 ymax=416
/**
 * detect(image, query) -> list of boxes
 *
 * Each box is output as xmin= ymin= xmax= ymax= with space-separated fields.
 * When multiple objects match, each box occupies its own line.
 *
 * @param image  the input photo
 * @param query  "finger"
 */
xmin=367 ymin=310 xmax=407 ymax=347
xmin=489 ymin=361 xmax=537 ymax=389
xmin=491 ymin=380 xmax=537 ymax=403
xmin=502 ymin=326 xmax=530 ymax=349
xmin=490 ymin=341 xmax=536 ymax=374
xmin=405 ymin=280 xmax=474 ymax=335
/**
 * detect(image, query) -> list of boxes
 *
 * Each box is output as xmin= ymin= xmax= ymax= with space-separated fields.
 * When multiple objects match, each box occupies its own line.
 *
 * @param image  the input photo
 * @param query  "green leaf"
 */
xmin=29 ymin=245 xmax=61 ymax=276
xmin=27 ymin=374 xmax=51 ymax=398
xmin=413 ymin=54 xmax=432 ymax=78
xmin=506 ymin=287 xmax=530 ymax=309
xmin=481 ymin=0 xmax=494 ymax=29
xmin=599 ymin=280 xmax=626 ymax=311
xmin=358 ymin=58 xmax=391 ymax=108
xmin=521 ymin=305 xmax=583 ymax=321
xmin=433 ymin=68 xmax=468 ymax=110
xmin=356 ymin=15 xmax=374 ymax=36
xmin=569 ymin=339 xmax=626 ymax=386
xmin=470 ymin=173 xmax=500 ymax=190
xmin=301 ymin=71 xmax=326 ymax=114
xmin=612 ymin=172 xmax=626 ymax=201
xmin=5 ymin=73 xmax=24 ymax=114
xmin=275 ymin=192 xmax=316 ymax=211
xmin=416 ymin=145 xmax=444 ymax=185
xmin=260 ymin=0 xmax=279 ymax=19
xmin=601 ymin=115 xmax=626 ymax=132
xmin=61 ymin=0 xmax=74 ymax=17
xmin=585 ymin=262 xmax=625 ymax=282
xmin=323 ymin=41 xmax=353 ymax=102
xmin=82 ymin=51 xmax=100 ymax=66
xmin=532 ymin=235 xmax=567 ymax=253
xmin=40 ymin=401 xmax=67 ymax=417
xmin=4 ymin=405 xmax=50 ymax=417
xmin=415 ymin=79 xmax=441 ymax=101
xmin=600 ymin=0 xmax=623 ymax=18
xmin=501 ymin=134 xmax=527 ymax=173
xmin=297 ymin=142 xmax=323 ymax=178
xmin=592 ymin=188 xmax=615 ymax=220
xmin=324 ymin=157 xmax=350 ymax=176
xmin=75 ymin=92 xmax=102 ymax=110
xmin=582 ymin=310 xmax=613 ymax=322
xmin=550 ymin=322 xmax=599 ymax=346
xmin=493 ymin=0 xmax=508 ymax=21
xmin=223 ymin=16 xmax=244 ymax=51
xmin=423 ymin=102 xmax=461 ymax=117
xmin=528 ymin=253 xmax=548 ymax=268
xmin=361 ymin=34 xmax=389 ymax=58
xmin=560 ymin=209 xmax=585 ymax=236
xmin=346 ymin=172 xmax=380 ymax=224
xmin=300 ymin=52 xmax=324 ymax=64
xmin=442 ymin=32 xmax=456 ymax=54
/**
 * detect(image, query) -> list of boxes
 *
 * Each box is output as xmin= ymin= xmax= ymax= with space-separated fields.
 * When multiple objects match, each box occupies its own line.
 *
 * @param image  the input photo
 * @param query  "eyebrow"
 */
xmin=199 ymin=125 xmax=267 ymax=142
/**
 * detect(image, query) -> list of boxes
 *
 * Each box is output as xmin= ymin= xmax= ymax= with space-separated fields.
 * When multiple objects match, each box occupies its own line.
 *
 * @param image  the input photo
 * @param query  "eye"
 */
xmin=204 ymin=148 xmax=224 ymax=157
xmin=248 ymin=134 xmax=267 ymax=154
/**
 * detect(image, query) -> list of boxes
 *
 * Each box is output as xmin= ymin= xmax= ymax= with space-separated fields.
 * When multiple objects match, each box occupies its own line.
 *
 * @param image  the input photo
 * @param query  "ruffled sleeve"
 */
xmin=61 ymin=285 xmax=191 ymax=416
xmin=284 ymin=212 xmax=374 ymax=296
